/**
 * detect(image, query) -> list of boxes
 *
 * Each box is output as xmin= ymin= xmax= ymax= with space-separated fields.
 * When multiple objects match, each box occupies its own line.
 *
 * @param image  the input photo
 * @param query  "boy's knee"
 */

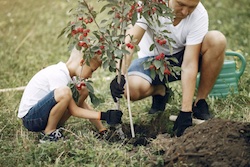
xmin=55 ymin=86 xmax=72 ymax=100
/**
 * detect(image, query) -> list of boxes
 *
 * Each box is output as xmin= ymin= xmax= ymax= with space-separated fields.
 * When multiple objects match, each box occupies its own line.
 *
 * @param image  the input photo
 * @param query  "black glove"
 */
xmin=100 ymin=110 xmax=123 ymax=125
xmin=173 ymin=111 xmax=192 ymax=137
xmin=110 ymin=75 xmax=126 ymax=102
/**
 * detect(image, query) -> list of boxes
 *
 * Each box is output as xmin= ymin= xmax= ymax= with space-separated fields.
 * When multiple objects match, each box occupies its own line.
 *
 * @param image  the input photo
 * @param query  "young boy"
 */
xmin=18 ymin=47 xmax=123 ymax=142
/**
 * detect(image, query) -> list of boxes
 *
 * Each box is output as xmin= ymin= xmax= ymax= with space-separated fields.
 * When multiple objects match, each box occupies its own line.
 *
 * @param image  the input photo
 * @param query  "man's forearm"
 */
xmin=181 ymin=67 xmax=198 ymax=111
xmin=121 ymin=48 xmax=134 ymax=74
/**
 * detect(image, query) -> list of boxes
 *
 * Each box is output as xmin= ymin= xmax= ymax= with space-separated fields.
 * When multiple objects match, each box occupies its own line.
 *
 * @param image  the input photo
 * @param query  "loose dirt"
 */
xmin=120 ymin=118 xmax=250 ymax=167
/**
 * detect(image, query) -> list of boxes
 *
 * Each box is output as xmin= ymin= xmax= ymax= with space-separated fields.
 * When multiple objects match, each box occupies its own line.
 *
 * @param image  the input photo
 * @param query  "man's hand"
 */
xmin=173 ymin=111 xmax=192 ymax=137
xmin=100 ymin=110 xmax=123 ymax=125
xmin=110 ymin=75 xmax=126 ymax=102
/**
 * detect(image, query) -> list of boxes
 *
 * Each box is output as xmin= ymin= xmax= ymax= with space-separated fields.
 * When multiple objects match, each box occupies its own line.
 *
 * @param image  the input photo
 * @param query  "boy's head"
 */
xmin=67 ymin=47 xmax=102 ymax=79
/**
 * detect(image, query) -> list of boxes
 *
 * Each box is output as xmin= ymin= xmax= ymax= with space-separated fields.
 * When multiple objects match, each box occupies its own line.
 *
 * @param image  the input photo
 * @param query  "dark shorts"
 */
xmin=22 ymin=90 xmax=57 ymax=132
xmin=128 ymin=50 xmax=201 ymax=85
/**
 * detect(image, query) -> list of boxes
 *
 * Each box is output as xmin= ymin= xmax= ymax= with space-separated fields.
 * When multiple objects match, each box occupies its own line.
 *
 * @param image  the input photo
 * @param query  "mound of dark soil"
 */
xmin=107 ymin=116 xmax=250 ymax=166
xmin=148 ymin=118 xmax=250 ymax=167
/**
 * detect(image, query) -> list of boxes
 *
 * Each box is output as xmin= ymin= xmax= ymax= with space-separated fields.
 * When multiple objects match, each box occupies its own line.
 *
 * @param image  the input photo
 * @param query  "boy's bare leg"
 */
xmin=58 ymin=109 xmax=71 ymax=127
xmin=44 ymin=86 xmax=72 ymax=134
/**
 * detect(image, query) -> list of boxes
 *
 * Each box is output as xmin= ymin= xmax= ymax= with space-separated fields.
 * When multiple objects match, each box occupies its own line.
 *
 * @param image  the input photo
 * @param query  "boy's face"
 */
xmin=79 ymin=59 xmax=101 ymax=79
xmin=169 ymin=0 xmax=199 ymax=19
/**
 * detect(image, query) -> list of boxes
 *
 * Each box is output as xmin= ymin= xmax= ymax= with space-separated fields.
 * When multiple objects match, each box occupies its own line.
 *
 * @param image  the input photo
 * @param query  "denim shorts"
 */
xmin=22 ymin=90 xmax=57 ymax=132
xmin=128 ymin=50 xmax=201 ymax=85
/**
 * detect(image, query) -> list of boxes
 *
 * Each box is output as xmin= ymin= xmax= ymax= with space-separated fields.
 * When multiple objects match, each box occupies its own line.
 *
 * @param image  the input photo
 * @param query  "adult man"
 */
xmin=110 ymin=0 xmax=226 ymax=136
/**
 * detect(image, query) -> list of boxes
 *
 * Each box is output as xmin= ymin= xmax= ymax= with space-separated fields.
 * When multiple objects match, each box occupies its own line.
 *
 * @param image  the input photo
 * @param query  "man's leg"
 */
xmin=196 ymin=30 xmax=227 ymax=102
xmin=124 ymin=55 xmax=179 ymax=113
xmin=193 ymin=31 xmax=226 ymax=120
xmin=123 ymin=75 xmax=170 ymax=114
xmin=124 ymin=75 xmax=165 ymax=101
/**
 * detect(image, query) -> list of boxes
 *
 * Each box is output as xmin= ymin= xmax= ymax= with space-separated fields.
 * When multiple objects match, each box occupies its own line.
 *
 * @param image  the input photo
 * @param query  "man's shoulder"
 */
xmin=187 ymin=2 xmax=208 ymax=23
xmin=194 ymin=2 xmax=207 ymax=15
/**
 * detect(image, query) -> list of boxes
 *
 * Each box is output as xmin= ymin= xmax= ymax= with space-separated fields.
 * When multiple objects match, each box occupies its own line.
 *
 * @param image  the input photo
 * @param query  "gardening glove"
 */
xmin=110 ymin=75 xmax=126 ymax=102
xmin=100 ymin=110 xmax=123 ymax=125
xmin=173 ymin=111 xmax=192 ymax=137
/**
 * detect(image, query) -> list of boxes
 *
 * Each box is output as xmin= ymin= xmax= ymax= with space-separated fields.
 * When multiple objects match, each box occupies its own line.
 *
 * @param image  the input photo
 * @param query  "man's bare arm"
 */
xmin=181 ymin=44 xmax=201 ymax=111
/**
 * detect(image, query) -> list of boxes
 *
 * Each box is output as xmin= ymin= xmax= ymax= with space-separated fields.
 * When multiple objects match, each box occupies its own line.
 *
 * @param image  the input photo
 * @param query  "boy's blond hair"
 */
xmin=69 ymin=47 xmax=102 ymax=67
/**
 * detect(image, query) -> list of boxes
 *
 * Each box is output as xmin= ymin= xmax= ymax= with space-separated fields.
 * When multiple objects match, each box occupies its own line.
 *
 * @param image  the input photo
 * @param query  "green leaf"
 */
xmin=67 ymin=83 xmax=79 ymax=102
xmin=57 ymin=25 xmax=68 ymax=39
xmin=159 ymin=72 xmax=164 ymax=82
xmin=120 ymin=48 xmax=130 ymax=56
xmin=100 ymin=3 xmax=115 ymax=13
xmin=150 ymin=69 xmax=156 ymax=80
xmin=167 ymin=57 xmax=179 ymax=64
xmin=143 ymin=61 xmax=152 ymax=70
xmin=131 ymin=12 xmax=138 ymax=25
xmin=89 ymin=92 xmax=101 ymax=107
xmin=91 ymin=46 xmax=100 ymax=52
xmin=114 ymin=49 xmax=123 ymax=57
xmin=100 ymin=19 xmax=108 ymax=24
xmin=85 ymin=82 xmax=94 ymax=94
xmin=160 ymin=65 xmax=165 ymax=74
xmin=153 ymin=60 xmax=162 ymax=69
xmin=149 ymin=44 xmax=155 ymax=51
xmin=111 ymin=37 xmax=119 ymax=41
xmin=107 ymin=10 xmax=115 ymax=15
xmin=102 ymin=59 xmax=109 ymax=69
xmin=99 ymin=27 xmax=107 ymax=34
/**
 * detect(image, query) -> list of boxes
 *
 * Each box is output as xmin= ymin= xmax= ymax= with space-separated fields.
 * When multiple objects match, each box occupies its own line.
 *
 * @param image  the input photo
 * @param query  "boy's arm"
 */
xmin=81 ymin=100 xmax=107 ymax=132
xmin=68 ymin=98 xmax=122 ymax=124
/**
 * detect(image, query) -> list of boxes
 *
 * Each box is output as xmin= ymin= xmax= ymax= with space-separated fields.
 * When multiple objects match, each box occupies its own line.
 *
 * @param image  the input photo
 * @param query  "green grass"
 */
xmin=0 ymin=0 xmax=249 ymax=166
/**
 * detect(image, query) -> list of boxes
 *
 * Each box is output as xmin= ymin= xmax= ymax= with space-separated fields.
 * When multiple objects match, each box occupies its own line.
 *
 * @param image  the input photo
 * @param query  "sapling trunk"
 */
xmin=114 ymin=58 xmax=135 ymax=138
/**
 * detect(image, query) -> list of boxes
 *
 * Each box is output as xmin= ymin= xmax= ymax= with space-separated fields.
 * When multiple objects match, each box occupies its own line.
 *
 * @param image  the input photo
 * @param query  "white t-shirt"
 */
xmin=136 ymin=2 xmax=208 ymax=58
xmin=18 ymin=62 xmax=72 ymax=118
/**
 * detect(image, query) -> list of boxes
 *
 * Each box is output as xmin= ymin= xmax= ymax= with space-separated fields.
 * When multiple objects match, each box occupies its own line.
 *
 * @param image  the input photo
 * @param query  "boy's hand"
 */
xmin=100 ymin=110 xmax=123 ymax=125
xmin=173 ymin=111 xmax=192 ymax=137
xmin=76 ymin=81 xmax=86 ymax=91
xmin=110 ymin=75 xmax=126 ymax=102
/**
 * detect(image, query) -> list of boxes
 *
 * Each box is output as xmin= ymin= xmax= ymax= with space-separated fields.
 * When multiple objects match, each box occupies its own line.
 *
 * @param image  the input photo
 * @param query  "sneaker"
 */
xmin=148 ymin=85 xmax=172 ymax=114
xmin=192 ymin=99 xmax=212 ymax=120
xmin=39 ymin=129 xmax=64 ymax=143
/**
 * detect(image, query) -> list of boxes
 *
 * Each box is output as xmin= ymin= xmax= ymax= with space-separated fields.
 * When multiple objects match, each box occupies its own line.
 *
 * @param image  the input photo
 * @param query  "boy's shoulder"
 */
xmin=44 ymin=62 xmax=66 ymax=70
xmin=35 ymin=62 xmax=67 ymax=77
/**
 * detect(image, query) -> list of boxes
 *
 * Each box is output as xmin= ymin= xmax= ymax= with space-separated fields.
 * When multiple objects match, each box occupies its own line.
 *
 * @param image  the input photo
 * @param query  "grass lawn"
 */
xmin=0 ymin=0 xmax=249 ymax=166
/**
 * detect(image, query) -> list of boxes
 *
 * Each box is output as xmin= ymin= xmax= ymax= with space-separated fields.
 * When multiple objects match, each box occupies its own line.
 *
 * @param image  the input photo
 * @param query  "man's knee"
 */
xmin=125 ymin=84 xmax=154 ymax=102
xmin=124 ymin=86 xmax=139 ymax=101
xmin=204 ymin=30 xmax=227 ymax=48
